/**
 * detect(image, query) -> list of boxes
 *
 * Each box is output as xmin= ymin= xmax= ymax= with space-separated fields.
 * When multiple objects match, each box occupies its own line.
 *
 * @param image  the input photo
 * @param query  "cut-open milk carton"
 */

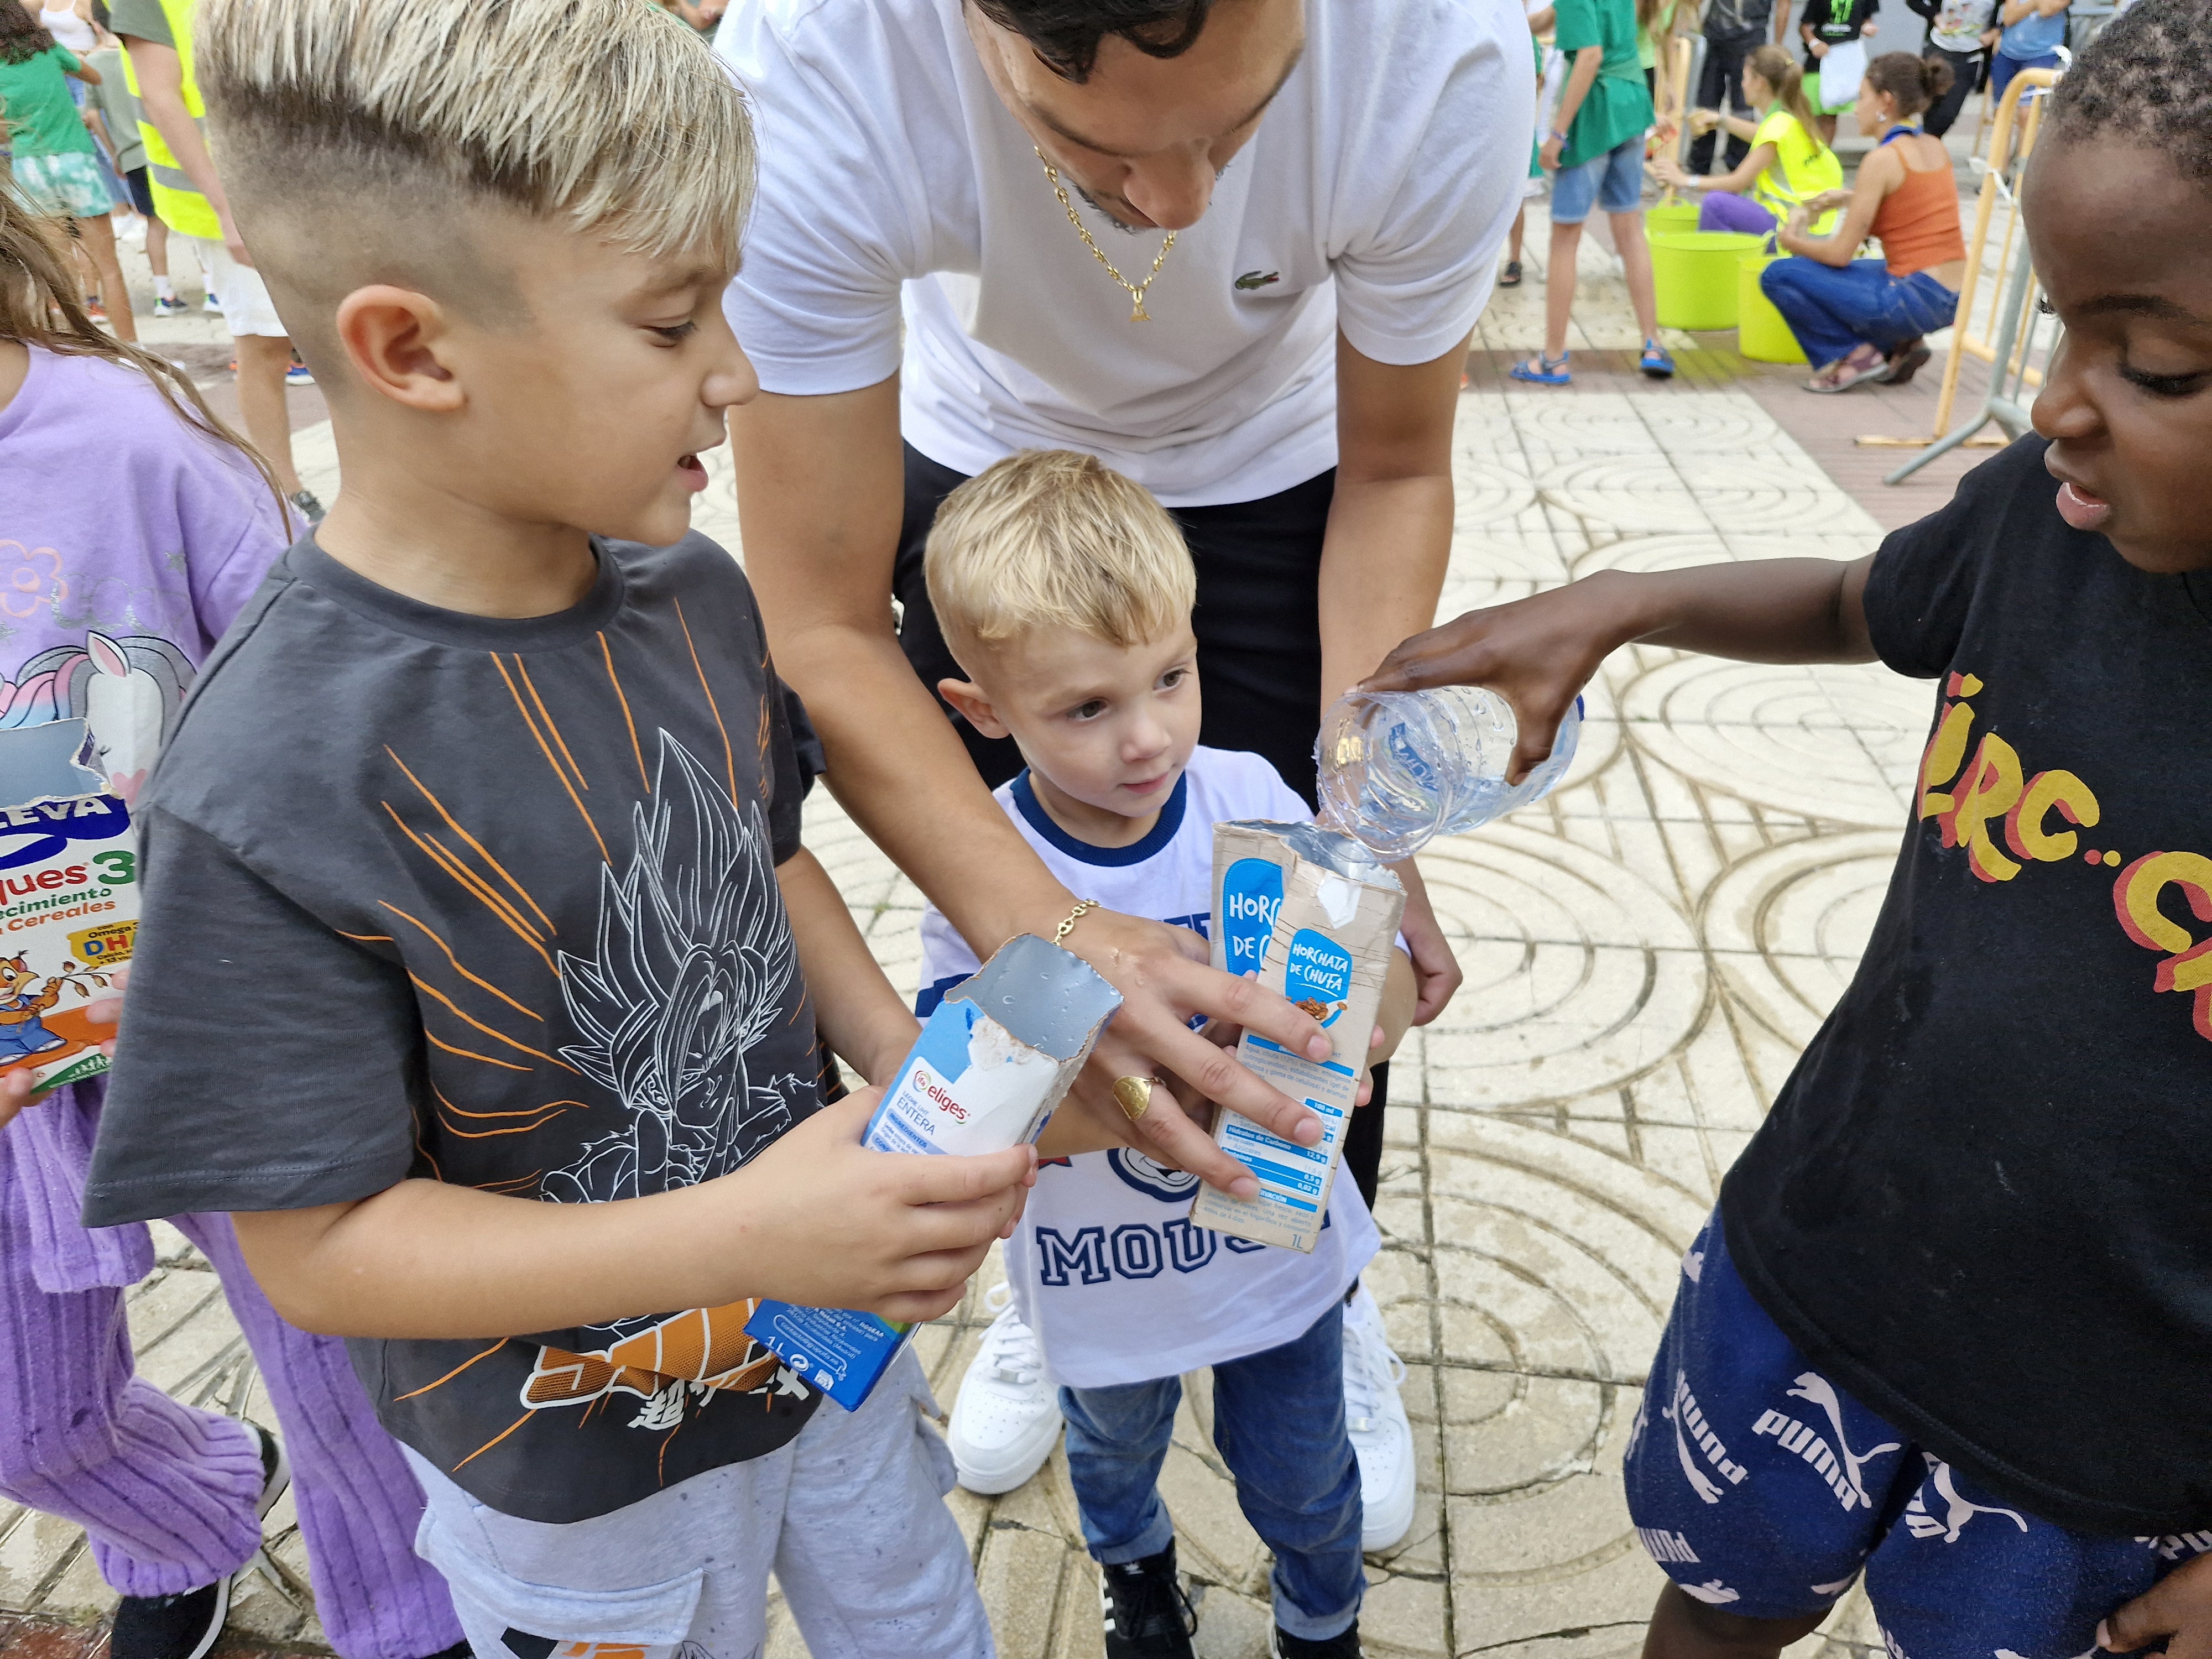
xmin=746 ymin=932 xmax=1120 ymax=1408
xmin=1191 ymin=822 xmax=1404 ymax=1253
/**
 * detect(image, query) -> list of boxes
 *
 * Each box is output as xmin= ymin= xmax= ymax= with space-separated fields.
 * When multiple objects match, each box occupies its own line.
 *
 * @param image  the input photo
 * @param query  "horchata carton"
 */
xmin=746 ymin=932 xmax=1120 ymax=1408
xmin=0 ymin=716 xmax=136 ymax=1096
xmin=1192 ymin=822 xmax=1404 ymax=1253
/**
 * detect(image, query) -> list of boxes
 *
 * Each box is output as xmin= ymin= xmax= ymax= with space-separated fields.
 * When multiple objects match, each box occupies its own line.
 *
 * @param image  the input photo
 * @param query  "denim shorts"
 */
xmin=1551 ymin=134 xmax=1645 ymax=224
xmin=1623 ymin=1210 xmax=2212 ymax=1657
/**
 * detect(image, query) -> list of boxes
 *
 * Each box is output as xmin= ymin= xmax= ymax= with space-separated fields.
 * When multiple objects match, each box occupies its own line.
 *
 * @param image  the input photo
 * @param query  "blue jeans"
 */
xmin=1060 ymin=1302 xmax=1363 ymax=1641
xmin=1760 ymin=257 xmax=1958 ymax=369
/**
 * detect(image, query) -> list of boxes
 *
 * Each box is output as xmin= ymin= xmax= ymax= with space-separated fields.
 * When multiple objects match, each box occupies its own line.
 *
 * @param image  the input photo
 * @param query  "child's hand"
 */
xmin=1540 ymin=133 xmax=1566 ymax=172
xmin=0 ymin=966 xmax=127 ymax=1131
xmin=1360 ymin=582 xmax=1631 ymax=786
xmin=0 ymin=1067 xmax=33 ymax=1133
xmin=2100 ymin=1553 xmax=2212 ymax=1658
xmin=735 ymin=1089 xmax=1036 ymax=1325
xmin=1861 ymin=18 xmax=1877 ymax=34
xmin=1688 ymin=108 xmax=1720 ymax=135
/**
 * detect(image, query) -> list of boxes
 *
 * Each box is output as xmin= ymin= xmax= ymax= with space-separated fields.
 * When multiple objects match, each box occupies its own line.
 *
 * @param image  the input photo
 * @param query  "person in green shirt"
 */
xmin=1514 ymin=0 xmax=1671 ymax=385
xmin=0 ymin=2 xmax=136 ymax=342
xmin=1654 ymin=42 xmax=1845 ymax=234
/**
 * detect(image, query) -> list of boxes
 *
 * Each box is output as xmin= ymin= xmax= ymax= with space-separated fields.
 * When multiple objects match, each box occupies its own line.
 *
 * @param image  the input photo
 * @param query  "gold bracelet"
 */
xmin=1053 ymin=898 xmax=1102 ymax=947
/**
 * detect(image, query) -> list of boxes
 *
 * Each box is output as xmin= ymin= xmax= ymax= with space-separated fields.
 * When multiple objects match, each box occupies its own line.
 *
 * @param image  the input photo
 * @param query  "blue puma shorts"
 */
xmin=1623 ymin=1211 xmax=2212 ymax=1656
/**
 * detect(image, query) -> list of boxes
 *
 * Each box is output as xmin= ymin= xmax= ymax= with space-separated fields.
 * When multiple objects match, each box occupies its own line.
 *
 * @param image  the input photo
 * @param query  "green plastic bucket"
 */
xmin=1738 ymin=252 xmax=1807 ymax=364
xmin=1650 ymin=231 xmax=1763 ymax=331
xmin=1646 ymin=200 xmax=1701 ymax=237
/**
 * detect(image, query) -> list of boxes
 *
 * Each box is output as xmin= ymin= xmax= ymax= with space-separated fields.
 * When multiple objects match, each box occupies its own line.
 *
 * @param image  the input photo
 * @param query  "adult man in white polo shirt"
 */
xmin=719 ymin=0 xmax=1526 ymax=1604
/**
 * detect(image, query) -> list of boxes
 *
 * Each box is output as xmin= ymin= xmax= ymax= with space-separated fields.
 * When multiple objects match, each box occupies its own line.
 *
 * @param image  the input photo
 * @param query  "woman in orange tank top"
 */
xmin=1760 ymin=52 xmax=1971 ymax=391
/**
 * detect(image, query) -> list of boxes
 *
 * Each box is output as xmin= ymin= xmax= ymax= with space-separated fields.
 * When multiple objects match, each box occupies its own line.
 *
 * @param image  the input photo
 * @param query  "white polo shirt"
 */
xmin=718 ymin=0 xmax=1530 ymax=507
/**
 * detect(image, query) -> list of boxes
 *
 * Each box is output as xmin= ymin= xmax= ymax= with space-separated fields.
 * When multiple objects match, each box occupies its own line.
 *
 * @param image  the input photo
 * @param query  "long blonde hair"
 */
xmin=1746 ymin=43 xmax=1830 ymax=154
xmin=0 ymin=166 xmax=288 ymax=522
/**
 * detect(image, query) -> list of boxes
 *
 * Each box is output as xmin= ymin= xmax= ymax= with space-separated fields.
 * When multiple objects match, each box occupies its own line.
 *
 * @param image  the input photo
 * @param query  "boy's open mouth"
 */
xmin=677 ymin=453 xmax=708 ymax=492
xmin=2055 ymin=479 xmax=2112 ymax=533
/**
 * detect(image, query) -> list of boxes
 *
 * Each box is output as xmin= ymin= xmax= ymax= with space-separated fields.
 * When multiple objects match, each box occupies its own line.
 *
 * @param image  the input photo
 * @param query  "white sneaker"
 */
xmin=1342 ymin=1284 xmax=1416 ymax=1552
xmin=948 ymin=1284 xmax=1062 ymax=1495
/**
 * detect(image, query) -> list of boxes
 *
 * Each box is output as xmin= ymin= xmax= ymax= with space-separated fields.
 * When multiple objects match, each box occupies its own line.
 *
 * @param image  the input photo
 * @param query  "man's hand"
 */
xmin=2101 ymin=1554 xmax=2212 ymax=1659
xmin=1055 ymin=909 xmax=1336 ymax=1199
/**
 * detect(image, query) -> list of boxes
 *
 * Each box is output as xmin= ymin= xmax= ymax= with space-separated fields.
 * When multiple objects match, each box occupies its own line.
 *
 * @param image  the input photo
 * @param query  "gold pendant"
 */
xmin=1130 ymin=296 xmax=1151 ymax=321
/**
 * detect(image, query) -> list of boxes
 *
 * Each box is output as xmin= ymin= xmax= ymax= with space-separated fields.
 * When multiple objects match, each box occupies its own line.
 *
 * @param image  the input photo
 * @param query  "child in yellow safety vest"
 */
xmin=1655 ymin=43 xmax=1846 ymax=237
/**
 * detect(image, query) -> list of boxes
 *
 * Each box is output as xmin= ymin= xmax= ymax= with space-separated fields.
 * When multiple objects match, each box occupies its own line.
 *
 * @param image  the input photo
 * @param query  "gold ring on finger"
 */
xmin=1113 ymin=1074 xmax=1167 ymax=1123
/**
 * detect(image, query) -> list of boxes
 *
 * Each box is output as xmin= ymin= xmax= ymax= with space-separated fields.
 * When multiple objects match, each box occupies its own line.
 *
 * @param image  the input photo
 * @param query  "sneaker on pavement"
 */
xmin=84 ymin=297 xmax=108 ymax=322
xmin=153 ymin=295 xmax=190 ymax=318
xmin=285 ymin=357 xmax=315 ymax=387
xmin=109 ymin=1426 xmax=286 ymax=1659
xmin=203 ymin=292 xmax=225 ymax=314
xmin=1271 ymin=1622 xmax=1362 ymax=1658
xmin=948 ymin=1282 xmax=1061 ymax=1494
xmin=1342 ymin=1284 xmax=1416 ymax=1552
xmin=288 ymin=491 xmax=327 ymax=525
xmin=1100 ymin=1542 xmax=1197 ymax=1659
xmin=110 ymin=1580 xmax=229 ymax=1659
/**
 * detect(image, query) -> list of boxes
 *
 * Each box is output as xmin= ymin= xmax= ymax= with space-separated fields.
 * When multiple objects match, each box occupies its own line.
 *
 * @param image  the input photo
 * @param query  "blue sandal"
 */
xmin=1510 ymin=352 xmax=1572 ymax=387
xmin=1639 ymin=338 xmax=1676 ymax=379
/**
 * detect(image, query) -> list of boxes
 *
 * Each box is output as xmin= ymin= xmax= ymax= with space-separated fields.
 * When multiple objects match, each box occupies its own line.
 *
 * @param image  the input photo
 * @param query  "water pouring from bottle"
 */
xmin=1314 ymin=687 xmax=1584 ymax=860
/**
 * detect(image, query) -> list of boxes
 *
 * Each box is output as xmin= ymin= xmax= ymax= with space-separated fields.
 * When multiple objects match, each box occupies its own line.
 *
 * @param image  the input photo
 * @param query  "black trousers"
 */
xmin=1922 ymin=44 xmax=1983 ymax=138
xmin=893 ymin=443 xmax=1394 ymax=1212
xmin=1688 ymin=33 xmax=1757 ymax=174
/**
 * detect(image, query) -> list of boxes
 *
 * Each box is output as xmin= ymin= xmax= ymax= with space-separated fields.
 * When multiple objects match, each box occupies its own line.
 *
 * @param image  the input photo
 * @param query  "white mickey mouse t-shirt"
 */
xmin=916 ymin=745 xmax=1380 ymax=1389
xmin=718 ymin=0 xmax=1530 ymax=507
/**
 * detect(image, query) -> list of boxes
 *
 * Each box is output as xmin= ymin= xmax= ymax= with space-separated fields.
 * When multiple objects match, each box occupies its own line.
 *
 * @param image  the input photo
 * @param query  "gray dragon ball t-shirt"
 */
xmin=84 ymin=533 xmax=829 ymax=1522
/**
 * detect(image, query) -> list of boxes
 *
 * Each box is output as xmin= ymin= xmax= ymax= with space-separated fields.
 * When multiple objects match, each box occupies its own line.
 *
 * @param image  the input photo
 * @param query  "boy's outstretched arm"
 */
xmin=777 ymin=844 xmax=922 ymax=1086
xmin=1363 ymin=556 xmax=1876 ymax=782
xmin=232 ymin=1091 xmax=1034 ymax=1340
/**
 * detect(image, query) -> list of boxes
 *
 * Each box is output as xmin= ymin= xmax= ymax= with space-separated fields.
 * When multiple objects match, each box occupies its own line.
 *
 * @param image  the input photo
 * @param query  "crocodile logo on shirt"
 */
xmin=1233 ymin=270 xmax=1281 ymax=291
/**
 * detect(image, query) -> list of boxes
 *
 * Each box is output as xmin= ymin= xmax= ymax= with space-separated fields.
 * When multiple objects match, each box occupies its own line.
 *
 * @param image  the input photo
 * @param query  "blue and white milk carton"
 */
xmin=745 ymin=932 xmax=1120 ymax=1408
xmin=1192 ymin=822 xmax=1405 ymax=1253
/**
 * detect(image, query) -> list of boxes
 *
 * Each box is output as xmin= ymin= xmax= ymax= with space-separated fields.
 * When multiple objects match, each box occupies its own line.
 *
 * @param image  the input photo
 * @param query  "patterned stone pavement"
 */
xmin=4 ymin=204 xmax=1959 ymax=1659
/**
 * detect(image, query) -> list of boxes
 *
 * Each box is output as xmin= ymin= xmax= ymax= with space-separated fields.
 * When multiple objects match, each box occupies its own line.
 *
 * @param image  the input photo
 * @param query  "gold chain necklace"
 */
xmin=1035 ymin=148 xmax=1177 ymax=321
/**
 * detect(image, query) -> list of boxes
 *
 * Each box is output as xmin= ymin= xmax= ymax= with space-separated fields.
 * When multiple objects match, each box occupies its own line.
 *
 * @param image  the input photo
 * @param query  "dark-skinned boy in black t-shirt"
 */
xmin=1365 ymin=4 xmax=2212 ymax=1655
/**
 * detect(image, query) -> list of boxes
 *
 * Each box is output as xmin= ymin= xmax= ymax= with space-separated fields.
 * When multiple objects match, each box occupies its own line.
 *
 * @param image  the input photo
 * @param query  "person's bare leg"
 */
xmin=233 ymin=333 xmax=302 ymax=495
xmin=1642 ymin=1583 xmax=1828 ymax=1659
xmin=146 ymin=216 xmax=169 ymax=281
xmin=1610 ymin=208 xmax=1662 ymax=343
xmin=73 ymin=215 xmax=136 ymax=343
xmin=1545 ymin=218 xmax=1584 ymax=360
xmin=1509 ymin=203 xmax=1527 ymax=267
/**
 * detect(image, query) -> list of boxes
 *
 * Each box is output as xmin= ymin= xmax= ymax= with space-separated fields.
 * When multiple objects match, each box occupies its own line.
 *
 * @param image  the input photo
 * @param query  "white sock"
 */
xmin=153 ymin=275 xmax=175 ymax=300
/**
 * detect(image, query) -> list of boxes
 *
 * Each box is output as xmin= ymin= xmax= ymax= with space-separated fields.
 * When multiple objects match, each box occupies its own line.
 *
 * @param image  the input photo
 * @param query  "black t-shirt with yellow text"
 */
xmin=1725 ymin=437 xmax=2212 ymax=1536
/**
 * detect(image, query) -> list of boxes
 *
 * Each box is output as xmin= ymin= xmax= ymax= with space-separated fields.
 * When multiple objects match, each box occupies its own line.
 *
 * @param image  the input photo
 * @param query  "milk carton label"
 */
xmin=0 ymin=719 xmax=137 ymax=1097
xmin=747 ymin=933 xmax=1121 ymax=1409
xmin=1194 ymin=822 xmax=1403 ymax=1253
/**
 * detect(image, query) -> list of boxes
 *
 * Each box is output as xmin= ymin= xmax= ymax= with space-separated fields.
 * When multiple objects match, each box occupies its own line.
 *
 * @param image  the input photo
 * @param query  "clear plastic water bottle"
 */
xmin=1313 ymin=688 xmax=1584 ymax=860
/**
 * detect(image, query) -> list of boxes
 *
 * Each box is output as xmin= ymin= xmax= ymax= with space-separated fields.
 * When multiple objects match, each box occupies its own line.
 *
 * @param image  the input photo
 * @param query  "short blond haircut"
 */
xmin=926 ymin=451 xmax=1197 ymax=664
xmin=196 ymin=0 xmax=753 ymax=357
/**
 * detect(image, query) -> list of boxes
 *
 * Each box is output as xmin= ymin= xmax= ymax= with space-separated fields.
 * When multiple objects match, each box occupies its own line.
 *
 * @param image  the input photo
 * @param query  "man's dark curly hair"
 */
xmin=969 ymin=0 xmax=1215 ymax=82
xmin=2048 ymin=0 xmax=2212 ymax=191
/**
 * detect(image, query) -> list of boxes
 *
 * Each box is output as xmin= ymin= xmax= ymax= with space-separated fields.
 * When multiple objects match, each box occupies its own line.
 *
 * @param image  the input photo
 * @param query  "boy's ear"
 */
xmin=937 ymin=677 xmax=1011 ymax=740
xmin=333 ymin=285 xmax=465 ymax=413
